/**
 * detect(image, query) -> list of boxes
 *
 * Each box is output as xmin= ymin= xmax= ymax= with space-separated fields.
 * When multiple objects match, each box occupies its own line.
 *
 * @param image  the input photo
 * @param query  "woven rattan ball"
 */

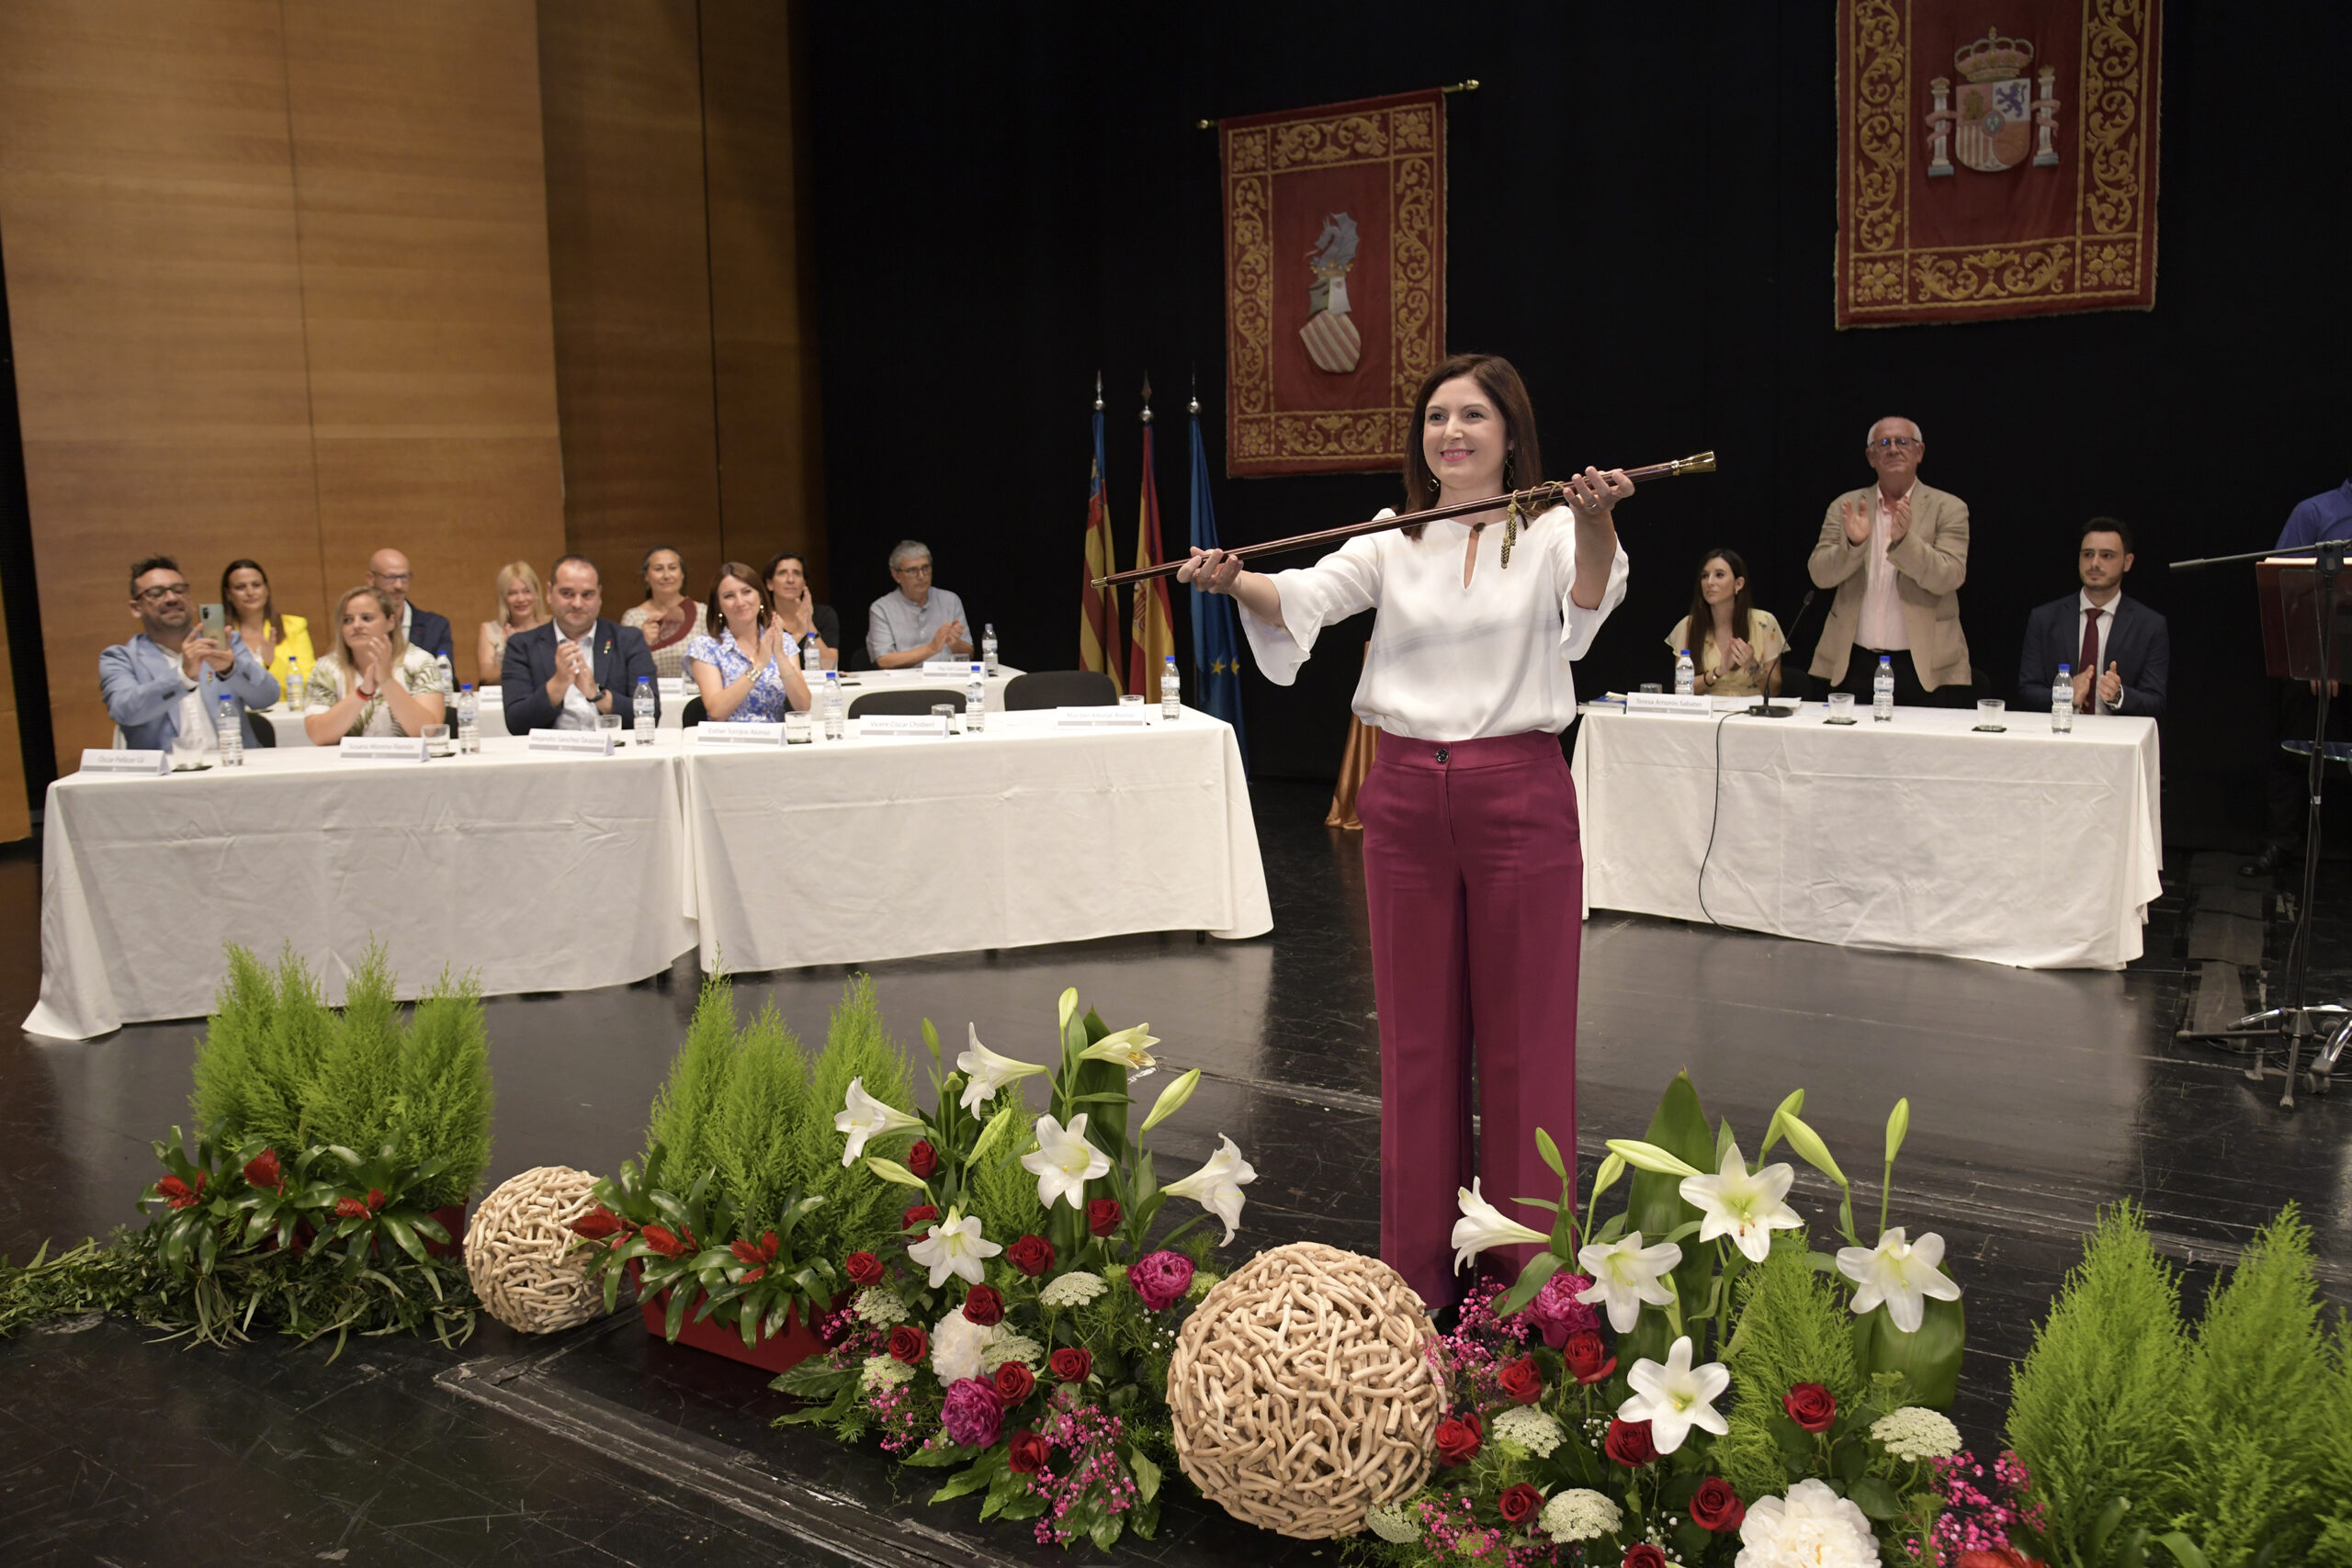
xmin=1167 ymin=1241 xmax=1446 ymax=1540
xmin=463 ymin=1165 xmax=608 ymax=1334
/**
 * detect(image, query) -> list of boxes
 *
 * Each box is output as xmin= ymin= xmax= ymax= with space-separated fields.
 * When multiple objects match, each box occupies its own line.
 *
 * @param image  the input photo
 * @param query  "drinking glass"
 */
xmin=597 ymin=714 xmax=622 ymax=748
xmin=1977 ymin=698 xmax=2006 ymax=720
xmin=422 ymin=723 xmax=452 ymax=759
xmin=1826 ymin=692 xmax=1856 ymax=717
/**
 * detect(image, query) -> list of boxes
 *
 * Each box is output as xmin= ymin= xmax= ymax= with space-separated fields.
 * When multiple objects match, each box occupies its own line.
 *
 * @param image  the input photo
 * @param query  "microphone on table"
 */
xmin=1743 ymin=587 xmax=1819 ymax=719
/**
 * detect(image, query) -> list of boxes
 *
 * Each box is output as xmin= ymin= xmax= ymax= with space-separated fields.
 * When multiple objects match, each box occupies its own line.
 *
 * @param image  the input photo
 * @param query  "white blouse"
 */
xmin=1238 ymin=505 xmax=1629 ymax=741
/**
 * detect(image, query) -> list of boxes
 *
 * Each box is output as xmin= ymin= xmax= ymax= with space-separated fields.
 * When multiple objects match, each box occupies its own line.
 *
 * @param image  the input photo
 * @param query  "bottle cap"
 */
xmin=461 ymin=682 xmax=474 ymax=692
xmin=1679 ymin=649 xmax=1690 ymax=657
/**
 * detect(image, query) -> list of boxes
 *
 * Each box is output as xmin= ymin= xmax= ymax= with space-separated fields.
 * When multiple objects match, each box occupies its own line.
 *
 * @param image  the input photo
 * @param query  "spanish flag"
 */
xmin=1080 ymin=374 xmax=1125 ymax=694
xmin=1127 ymin=381 xmax=1176 ymax=703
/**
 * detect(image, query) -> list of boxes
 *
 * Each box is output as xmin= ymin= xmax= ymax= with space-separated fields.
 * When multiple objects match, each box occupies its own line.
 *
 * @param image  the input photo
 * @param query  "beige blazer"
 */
xmin=1806 ymin=480 xmax=1972 ymax=691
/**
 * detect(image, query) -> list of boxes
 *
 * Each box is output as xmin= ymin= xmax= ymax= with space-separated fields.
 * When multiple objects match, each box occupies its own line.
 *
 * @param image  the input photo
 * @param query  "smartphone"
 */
xmin=198 ymin=603 xmax=226 ymax=644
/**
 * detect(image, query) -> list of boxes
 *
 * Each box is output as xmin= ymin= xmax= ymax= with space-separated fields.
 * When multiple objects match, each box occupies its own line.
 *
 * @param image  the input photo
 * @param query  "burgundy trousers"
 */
xmin=1357 ymin=729 xmax=1583 ymax=1309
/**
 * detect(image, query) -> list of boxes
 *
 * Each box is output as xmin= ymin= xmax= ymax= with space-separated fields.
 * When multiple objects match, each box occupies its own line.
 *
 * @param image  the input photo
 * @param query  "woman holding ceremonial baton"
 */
xmin=1179 ymin=353 xmax=1631 ymax=1311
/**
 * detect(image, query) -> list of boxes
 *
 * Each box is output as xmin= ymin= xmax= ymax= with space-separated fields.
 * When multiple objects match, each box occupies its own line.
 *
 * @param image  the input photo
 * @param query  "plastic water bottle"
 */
xmin=1872 ymin=656 xmax=1895 ymax=722
xmin=1162 ymin=653 xmax=1182 ymax=719
xmin=965 ymin=662 xmax=987 ymax=732
xmin=981 ymin=623 xmax=999 ymax=677
xmin=435 ymin=653 xmax=456 ymax=696
xmin=633 ymin=675 xmax=656 ymax=741
xmin=2052 ymin=663 xmax=2074 ymax=734
xmin=802 ymin=631 xmax=822 ymax=679
xmin=822 ymin=670 xmax=845 ymax=739
xmin=214 ymin=694 xmax=243 ymax=766
xmin=279 ymin=653 xmax=300 ymax=707
xmin=455 ymin=683 xmax=480 ymax=753
xmin=1674 ymin=649 xmax=1695 ymax=695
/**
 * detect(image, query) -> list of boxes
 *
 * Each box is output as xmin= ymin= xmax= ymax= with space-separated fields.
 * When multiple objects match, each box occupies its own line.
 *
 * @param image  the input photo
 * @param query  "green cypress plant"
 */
xmin=706 ymin=1002 xmax=808 ymax=1237
xmin=644 ymin=973 xmax=741 ymax=1184
xmin=798 ymin=975 xmax=914 ymax=1253
xmin=301 ymin=946 xmax=404 ymax=1155
xmin=2007 ymin=1201 xmax=2188 ymax=1566
xmin=389 ymin=970 xmax=494 ymax=1210
xmin=1714 ymin=1240 xmax=1864 ymax=1503
xmin=967 ymin=1119 xmax=1047 ymax=1249
xmin=2162 ymin=1205 xmax=2328 ymax=1567
xmin=191 ymin=946 xmax=278 ymax=1137
xmin=2314 ymin=1317 xmax=2352 ymax=1566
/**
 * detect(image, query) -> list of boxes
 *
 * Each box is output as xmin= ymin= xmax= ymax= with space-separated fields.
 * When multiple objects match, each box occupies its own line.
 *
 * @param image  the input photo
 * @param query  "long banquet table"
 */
xmin=29 ymin=706 xmax=1268 ymax=1040
xmin=1568 ymin=701 xmax=2162 ymax=969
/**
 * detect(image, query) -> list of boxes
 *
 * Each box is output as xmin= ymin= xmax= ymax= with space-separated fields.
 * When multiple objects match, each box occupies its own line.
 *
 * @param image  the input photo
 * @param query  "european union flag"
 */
xmin=1187 ymin=402 xmax=1248 ymax=762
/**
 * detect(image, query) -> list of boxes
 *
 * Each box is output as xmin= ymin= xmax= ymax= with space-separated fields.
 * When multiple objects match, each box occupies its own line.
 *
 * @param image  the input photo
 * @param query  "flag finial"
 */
xmin=1140 ymin=375 xmax=1154 ymax=425
xmin=1093 ymin=371 xmax=1103 ymax=412
xmin=1188 ymin=370 xmax=1201 ymax=418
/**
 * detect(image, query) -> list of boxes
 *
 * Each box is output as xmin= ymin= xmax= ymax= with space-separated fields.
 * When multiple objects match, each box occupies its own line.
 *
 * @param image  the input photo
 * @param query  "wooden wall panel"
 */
xmin=700 ymin=0 xmax=827 ymax=594
xmin=0 ymin=561 xmax=33 ymax=841
xmin=281 ymin=0 xmax=565 ymax=685
xmin=0 ymin=0 xmax=323 ymax=766
xmin=536 ymin=0 xmax=724 ymax=601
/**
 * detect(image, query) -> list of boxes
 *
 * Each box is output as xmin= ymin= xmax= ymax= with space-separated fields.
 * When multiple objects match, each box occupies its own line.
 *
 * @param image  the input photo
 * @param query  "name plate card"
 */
xmin=526 ymin=728 xmax=614 ymax=756
xmin=339 ymin=736 xmax=430 ymax=762
xmin=921 ymin=660 xmax=979 ymax=677
xmin=858 ymin=714 xmax=951 ymax=738
xmin=694 ymin=722 xmax=785 ymax=748
xmin=1055 ymin=706 xmax=1151 ymax=728
xmin=1624 ymin=692 xmax=1715 ymax=716
xmin=79 ymin=748 xmax=170 ymax=775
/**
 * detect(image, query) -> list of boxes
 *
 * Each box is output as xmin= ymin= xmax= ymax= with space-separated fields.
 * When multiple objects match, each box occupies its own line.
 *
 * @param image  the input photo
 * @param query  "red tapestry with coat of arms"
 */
xmin=1220 ymin=89 xmax=1445 ymax=478
xmin=1837 ymin=0 xmax=2162 ymax=327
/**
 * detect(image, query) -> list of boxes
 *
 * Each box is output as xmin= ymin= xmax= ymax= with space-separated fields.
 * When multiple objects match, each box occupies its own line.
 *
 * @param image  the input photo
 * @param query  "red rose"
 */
xmin=1048 ymin=1347 xmax=1091 ymax=1385
xmin=902 ymin=1203 xmax=939 ymax=1232
xmin=843 ymin=1250 xmax=884 ymax=1287
xmin=1563 ymin=1330 xmax=1617 ymax=1384
xmin=1087 ymin=1199 xmax=1121 ymax=1237
xmin=992 ymin=1361 xmax=1035 ymax=1404
xmin=1005 ymin=1234 xmax=1056 ymax=1278
xmin=1497 ymin=1482 xmax=1543 ymax=1524
xmin=1690 ymin=1476 xmax=1745 ymax=1532
xmin=963 ymin=1285 xmax=1005 ymax=1326
xmin=1957 ymin=1551 xmax=2046 ymax=1568
xmin=570 ymin=1206 xmax=628 ymax=1243
xmin=906 ymin=1140 xmax=938 ymax=1179
xmin=242 ymin=1149 xmax=283 ymax=1191
xmin=1604 ymin=1417 xmax=1657 ymax=1467
xmin=1496 ymin=1355 xmax=1544 ymax=1406
xmin=887 ymin=1324 xmax=927 ymax=1365
xmin=1007 ymin=1429 xmax=1050 ymax=1473
xmin=1623 ymin=1547 xmax=1668 ymax=1568
xmin=1433 ymin=1411 xmax=1484 ymax=1466
xmin=1783 ymin=1382 xmax=1837 ymax=1433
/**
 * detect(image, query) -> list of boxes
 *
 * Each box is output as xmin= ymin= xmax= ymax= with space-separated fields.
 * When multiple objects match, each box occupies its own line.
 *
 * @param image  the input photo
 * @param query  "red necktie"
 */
xmin=2079 ymin=607 xmax=2102 ymax=710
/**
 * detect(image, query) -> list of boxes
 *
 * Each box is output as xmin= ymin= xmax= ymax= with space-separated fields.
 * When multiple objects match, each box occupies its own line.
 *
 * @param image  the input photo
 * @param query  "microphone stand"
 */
xmin=1740 ymin=588 xmax=1821 ymax=719
xmin=2171 ymin=540 xmax=2347 ymax=1108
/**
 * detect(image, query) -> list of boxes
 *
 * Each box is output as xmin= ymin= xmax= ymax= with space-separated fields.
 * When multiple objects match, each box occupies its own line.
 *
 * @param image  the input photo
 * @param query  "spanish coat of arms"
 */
xmin=1925 ymin=28 xmax=2063 ymax=175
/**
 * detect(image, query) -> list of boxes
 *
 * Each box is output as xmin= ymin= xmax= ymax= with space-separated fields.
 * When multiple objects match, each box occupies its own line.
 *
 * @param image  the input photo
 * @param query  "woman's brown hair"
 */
xmin=1400 ymin=353 xmax=1546 ymax=539
xmin=1681 ymin=547 xmax=1753 ymax=658
xmin=704 ymin=561 xmax=771 ymax=638
xmin=220 ymin=558 xmax=284 ymax=643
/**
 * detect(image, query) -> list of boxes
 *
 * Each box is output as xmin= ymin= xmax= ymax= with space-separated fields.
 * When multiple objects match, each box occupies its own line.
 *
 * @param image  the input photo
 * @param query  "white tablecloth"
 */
xmin=28 ymin=741 xmax=696 ymax=1039
xmin=683 ymin=708 xmax=1271 ymax=972
xmin=1568 ymin=703 xmax=2163 ymax=969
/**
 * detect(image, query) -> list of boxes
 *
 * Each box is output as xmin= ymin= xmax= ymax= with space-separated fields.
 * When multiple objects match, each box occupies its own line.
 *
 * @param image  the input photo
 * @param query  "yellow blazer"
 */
xmin=1805 ymin=482 xmax=1972 ymax=692
xmin=238 ymin=614 xmax=315 ymax=704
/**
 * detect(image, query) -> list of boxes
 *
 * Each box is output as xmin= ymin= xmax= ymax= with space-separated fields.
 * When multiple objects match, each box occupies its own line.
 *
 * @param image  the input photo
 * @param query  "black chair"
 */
xmin=247 ymin=714 xmax=277 ymax=748
xmin=682 ymin=695 xmax=707 ymax=728
xmin=1003 ymin=670 xmax=1118 ymax=711
xmin=848 ymin=688 xmax=961 ymax=718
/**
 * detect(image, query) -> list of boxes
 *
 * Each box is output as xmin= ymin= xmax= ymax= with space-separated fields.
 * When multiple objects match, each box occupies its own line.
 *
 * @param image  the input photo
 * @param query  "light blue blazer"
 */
xmin=99 ymin=632 xmax=280 ymax=750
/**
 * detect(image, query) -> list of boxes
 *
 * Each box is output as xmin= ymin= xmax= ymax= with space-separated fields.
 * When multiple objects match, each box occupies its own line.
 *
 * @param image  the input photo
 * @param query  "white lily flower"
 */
xmin=956 ymin=1024 xmax=1048 ymax=1113
xmin=833 ymin=1076 xmax=921 ymax=1167
xmin=1020 ymin=1113 xmax=1111 ymax=1211
xmin=1449 ymin=1178 xmax=1550 ymax=1274
xmin=1835 ymin=1226 xmax=1962 ymax=1333
xmin=1078 ymin=1023 xmax=1160 ymax=1079
xmin=1617 ymin=1334 xmax=1731 ymax=1455
xmin=1161 ymin=1134 xmax=1256 ymax=1244
xmin=1575 ymin=1230 xmax=1683 ymax=1333
xmin=1679 ymin=1140 xmax=1804 ymax=1264
xmin=905 ymin=1207 xmax=1002 ymax=1288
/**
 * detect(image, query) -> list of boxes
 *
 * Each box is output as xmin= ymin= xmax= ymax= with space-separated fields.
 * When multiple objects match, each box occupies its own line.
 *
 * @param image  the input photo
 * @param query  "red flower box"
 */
xmin=628 ymin=1260 xmax=842 ymax=1375
xmin=426 ymin=1203 xmax=467 ymax=1259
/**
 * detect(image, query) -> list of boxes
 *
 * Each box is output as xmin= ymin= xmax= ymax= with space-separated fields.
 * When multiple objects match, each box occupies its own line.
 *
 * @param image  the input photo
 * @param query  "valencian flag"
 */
xmin=1127 ymin=379 xmax=1176 ymax=703
xmin=1079 ymin=374 xmax=1125 ymax=693
xmin=1187 ymin=393 xmax=1248 ymax=759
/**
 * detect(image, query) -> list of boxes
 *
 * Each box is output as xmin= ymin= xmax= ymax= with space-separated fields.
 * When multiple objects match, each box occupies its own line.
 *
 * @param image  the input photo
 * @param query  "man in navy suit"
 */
xmin=369 ymin=547 xmax=453 ymax=663
xmin=2017 ymin=517 xmax=2168 ymax=718
xmin=500 ymin=555 xmax=658 ymax=733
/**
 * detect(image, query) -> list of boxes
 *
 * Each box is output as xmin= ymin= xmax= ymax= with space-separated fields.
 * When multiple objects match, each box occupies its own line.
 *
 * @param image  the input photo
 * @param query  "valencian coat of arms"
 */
xmin=1926 ymin=28 xmax=2062 ymax=175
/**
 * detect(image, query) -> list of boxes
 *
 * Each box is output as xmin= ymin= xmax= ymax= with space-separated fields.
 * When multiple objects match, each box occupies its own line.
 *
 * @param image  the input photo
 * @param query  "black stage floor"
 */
xmin=3 ymin=781 xmax=2346 ymax=1566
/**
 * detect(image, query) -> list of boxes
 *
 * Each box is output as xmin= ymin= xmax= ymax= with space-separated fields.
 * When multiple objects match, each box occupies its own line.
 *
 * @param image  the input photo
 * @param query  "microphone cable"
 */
xmin=1694 ymin=587 xmax=1821 ymax=927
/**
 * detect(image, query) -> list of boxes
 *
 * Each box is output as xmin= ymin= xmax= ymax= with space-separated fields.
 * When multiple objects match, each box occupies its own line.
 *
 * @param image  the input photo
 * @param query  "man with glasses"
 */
xmin=1806 ymin=416 xmax=1973 ymax=707
xmin=368 ymin=547 xmax=454 ymax=663
xmin=865 ymin=539 xmax=974 ymax=670
xmin=100 ymin=555 xmax=280 ymax=759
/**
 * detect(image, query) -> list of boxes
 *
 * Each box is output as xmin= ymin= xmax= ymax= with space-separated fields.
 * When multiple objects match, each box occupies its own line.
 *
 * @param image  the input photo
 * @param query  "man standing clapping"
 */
xmin=1806 ymin=417 xmax=1973 ymax=706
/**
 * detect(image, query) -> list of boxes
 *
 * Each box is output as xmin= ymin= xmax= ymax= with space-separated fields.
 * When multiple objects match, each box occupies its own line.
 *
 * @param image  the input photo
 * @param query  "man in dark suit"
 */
xmin=369 ymin=547 xmax=454 ymax=662
xmin=2017 ymin=517 xmax=2168 ymax=718
xmin=501 ymin=554 xmax=658 ymax=733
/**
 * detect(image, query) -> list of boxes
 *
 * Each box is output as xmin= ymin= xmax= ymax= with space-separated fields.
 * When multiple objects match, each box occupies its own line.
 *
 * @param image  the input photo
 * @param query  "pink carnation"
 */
xmin=1127 ymin=1249 xmax=1195 ymax=1311
xmin=940 ymin=1377 xmax=1004 ymax=1448
xmin=1520 ymin=1270 xmax=1600 ymax=1348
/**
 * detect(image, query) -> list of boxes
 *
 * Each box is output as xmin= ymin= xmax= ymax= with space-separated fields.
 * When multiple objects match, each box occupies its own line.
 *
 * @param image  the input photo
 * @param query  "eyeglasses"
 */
xmin=371 ymin=570 xmax=413 ymax=584
xmin=1869 ymin=436 xmax=1920 ymax=452
xmin=894 ymin=562 xmax=933 ymax=576
xmin=134 ymin=583 xmax=190 ymax=603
